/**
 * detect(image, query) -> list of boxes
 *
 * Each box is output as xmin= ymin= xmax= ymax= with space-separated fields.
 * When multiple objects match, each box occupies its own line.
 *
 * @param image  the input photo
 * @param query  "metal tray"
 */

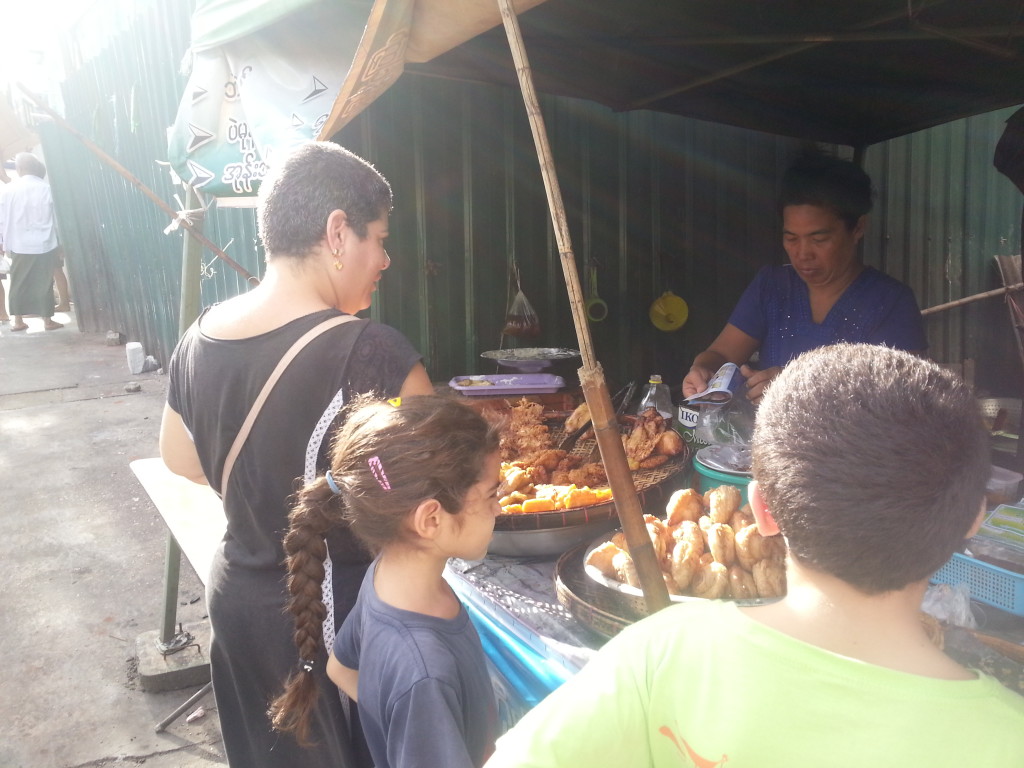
xmin=494 ymin=449 xmax=689 ymax=532
xmin=449 ymin=373 xmax=565 ymax=396
xmin=582 ymin=532 xmax=777 ymax=611
xmin=488 ymin=515 xmax=620 ymax=557
xmin=480 ymin=347 xmax=580 ymax=373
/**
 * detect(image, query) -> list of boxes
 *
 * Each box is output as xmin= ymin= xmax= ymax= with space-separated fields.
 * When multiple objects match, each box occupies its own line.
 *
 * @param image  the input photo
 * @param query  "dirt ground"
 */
xmin=0 ymin=308 xmax=226 ymax=767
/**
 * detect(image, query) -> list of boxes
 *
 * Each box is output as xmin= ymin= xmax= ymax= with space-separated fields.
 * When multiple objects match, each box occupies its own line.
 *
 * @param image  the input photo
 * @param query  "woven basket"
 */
xmin=554 ymin=541 xmax=642 ymax=639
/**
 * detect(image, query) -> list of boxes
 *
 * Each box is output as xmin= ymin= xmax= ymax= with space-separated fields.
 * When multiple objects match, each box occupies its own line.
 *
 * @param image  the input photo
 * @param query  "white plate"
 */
xmin=480 ymin=348 xmax=580 ymax=373
xmin=694 ymin=445 xmax=752 ymax=475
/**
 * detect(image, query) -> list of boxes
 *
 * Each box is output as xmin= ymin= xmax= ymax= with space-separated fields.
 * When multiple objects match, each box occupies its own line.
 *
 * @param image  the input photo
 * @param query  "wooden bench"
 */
xmin=130 ymin=457 xmax=225 ymax=731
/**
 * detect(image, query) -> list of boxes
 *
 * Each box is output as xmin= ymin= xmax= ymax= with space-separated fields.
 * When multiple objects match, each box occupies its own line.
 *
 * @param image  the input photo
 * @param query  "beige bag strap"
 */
xmin=220 ymin=314 xmax=357 ymax=497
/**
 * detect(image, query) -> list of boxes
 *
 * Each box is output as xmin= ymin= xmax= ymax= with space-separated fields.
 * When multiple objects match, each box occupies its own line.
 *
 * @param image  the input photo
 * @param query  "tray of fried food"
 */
xmin=583 ymin=484 xmax=786 ymax=605
xmin=494 ymin=398 xmax=690 ymax=531
xmin=495 ymin=452 xmax=617 ymax=531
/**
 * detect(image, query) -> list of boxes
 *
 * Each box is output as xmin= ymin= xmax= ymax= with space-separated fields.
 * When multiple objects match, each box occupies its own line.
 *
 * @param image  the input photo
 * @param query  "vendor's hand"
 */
xmin=740 ymin=365 xmax=782 ymax=403
xmin=682 ymin=366 xmax=713 ymax=399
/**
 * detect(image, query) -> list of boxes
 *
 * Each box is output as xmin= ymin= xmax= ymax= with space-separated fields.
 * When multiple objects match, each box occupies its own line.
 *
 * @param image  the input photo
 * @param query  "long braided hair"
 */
xmin=269 ymin=394 xmax=501 ymax=744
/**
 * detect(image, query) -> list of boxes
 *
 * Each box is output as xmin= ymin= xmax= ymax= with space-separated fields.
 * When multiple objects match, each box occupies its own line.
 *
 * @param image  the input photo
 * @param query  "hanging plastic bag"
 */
xmin=502 ymin=263 xmax=541 ymax=337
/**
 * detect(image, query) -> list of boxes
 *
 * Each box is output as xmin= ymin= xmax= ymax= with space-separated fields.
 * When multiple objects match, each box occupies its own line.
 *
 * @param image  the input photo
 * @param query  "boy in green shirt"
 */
xmin=488 ymin=343 xmax=1024 ymax=768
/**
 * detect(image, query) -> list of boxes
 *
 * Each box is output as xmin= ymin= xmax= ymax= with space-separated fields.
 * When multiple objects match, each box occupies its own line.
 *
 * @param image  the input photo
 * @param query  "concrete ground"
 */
xmin=0 ymin=308 xmax=226 ymax=767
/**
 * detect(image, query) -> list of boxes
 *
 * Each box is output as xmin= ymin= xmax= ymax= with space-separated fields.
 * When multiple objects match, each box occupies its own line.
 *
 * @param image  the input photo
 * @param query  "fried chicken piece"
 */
xmin=734 ymin=524 xmax=765 ymax=571
xmin=612 ymin=549 xmax=640 ymax=587
xmin=752 ymin=558 xmax=786 ymax=598
xmin=638 ymin=454 xmax=670 ymax=470
xmin=522 ymin=449 xmax=568 ymax=472
xmin=728 ymin=565 xmax=758 ymax=600
xmin=643 ymin=514 xmax=670 ymax=564
xmin=666 ymin=488 xmax=704 ymax=526
xmin=500 ymin=399 xmax=554 ymax=461
xmin=585 ymin=541 xmax=621 ymax=580
xmin=707 ymin=485 xmax=742 ymax=523
xmin=564 ymin=462 xmax=608 ymax=488
xmin=669 ymin=520 xmax=703 ymax=590
xmin=707 ymin=523 xmax=736 ymax=566
xmin=624 ymin=408 xmax=666 ymax=463
xmin=691 ymin=560 xmax=729 ymax=599
xmin=564 ymin=401 xmax=591 ymax=433
xmin=730 ymin=510 xmax=754 ymax=532
xmin=654 ymin=429 xmax=685 ymax=457
xmin=549 ymin=469 xmax=572 ymax=485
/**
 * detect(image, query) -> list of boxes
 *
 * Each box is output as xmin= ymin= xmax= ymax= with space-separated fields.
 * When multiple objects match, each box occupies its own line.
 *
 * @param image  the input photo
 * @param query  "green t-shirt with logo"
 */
xmin=488 ymin=600 xmax=1024 ymax=767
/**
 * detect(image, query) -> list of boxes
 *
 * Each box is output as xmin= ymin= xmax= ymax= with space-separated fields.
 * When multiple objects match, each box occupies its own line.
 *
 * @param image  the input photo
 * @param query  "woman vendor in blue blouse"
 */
xmin=682 ymin=153 xmax=926 ymax=403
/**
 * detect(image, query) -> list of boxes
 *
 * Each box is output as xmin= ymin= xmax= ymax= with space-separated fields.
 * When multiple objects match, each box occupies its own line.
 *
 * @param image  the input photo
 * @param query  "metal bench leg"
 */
xmin=155 ymin=681 xmax=213 ymax=733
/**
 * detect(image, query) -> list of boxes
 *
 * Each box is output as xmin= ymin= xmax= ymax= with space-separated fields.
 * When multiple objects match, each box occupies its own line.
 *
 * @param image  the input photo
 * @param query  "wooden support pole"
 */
xmin=497 ymin=0 xmax=670 ymax=614
xmin=920 ymin=282 xmax=1024 ymax=315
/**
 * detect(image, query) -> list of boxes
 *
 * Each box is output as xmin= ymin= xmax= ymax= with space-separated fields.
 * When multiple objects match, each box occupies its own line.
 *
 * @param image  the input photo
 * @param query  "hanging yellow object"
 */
xmin=649 ymin=291 xmax=689 ymax=331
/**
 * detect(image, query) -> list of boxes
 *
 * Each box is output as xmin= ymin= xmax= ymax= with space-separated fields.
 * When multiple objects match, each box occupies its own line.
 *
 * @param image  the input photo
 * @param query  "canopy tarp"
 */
xmin=167 ymin=0 xmax=545 ymax=199
xmin=396 ymin=0 xmax=1024 ymax=148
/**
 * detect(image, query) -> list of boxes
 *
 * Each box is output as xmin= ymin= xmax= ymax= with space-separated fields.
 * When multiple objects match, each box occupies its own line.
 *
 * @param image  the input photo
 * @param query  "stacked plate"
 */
xmin=480 ymin=347 xmax=580 ymax=373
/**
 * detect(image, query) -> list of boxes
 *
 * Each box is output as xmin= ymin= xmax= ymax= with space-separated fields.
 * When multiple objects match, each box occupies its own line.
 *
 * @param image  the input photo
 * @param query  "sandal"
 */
xmin=44 ymin=320 xmax=64 ymax=331
xmin=11 ymin=323 xmax=28 ymax=332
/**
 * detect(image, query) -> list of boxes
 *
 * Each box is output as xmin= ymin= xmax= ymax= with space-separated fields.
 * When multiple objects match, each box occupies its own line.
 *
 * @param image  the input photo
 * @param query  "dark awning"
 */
xmin=402 ymin=0 xmax=1024 ymax=147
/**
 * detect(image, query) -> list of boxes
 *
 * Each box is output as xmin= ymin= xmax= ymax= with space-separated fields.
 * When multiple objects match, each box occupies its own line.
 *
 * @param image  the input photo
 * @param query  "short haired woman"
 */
xmin=159 ymin=141 xmax=433 ymax=768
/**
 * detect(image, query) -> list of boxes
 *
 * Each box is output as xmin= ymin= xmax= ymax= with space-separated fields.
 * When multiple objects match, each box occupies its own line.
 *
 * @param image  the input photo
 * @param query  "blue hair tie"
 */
xmin=325 ymin=470 xmax=342 ymax=495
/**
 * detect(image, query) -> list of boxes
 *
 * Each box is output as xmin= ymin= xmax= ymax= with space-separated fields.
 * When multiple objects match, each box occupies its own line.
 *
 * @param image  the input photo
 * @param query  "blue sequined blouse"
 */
xmin=727 ymin=264 xmax=927 ymax=369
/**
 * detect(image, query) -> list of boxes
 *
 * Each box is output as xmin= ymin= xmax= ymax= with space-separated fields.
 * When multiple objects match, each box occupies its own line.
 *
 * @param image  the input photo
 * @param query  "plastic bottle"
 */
xmin=639 ymin=374 xmax=673 ymax=424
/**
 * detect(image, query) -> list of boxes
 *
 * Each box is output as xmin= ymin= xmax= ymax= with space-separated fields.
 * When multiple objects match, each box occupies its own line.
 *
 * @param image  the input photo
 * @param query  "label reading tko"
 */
xmin=675 ymin=405 xmax=707 ymax=445
xmin=678 ymin=406 xmax=699 ymax=429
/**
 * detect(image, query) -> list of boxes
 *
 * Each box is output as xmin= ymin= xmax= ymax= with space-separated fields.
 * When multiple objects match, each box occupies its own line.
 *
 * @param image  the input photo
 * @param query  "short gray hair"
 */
xmin=14 ymin=153 xmax=45 ymax=179
xmin=258 ymin=142 xmax=392 ymax=259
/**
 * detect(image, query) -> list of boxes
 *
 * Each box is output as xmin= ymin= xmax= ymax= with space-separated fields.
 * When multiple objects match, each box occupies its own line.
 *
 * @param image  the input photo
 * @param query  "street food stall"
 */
xmin=109 ymin=0 xmax=1024 ymax=733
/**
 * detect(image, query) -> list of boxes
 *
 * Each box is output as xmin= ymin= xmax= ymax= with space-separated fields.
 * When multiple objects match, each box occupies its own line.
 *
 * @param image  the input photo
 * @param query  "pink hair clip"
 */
xmin=368 ymin=456 xmax=391 ymax=491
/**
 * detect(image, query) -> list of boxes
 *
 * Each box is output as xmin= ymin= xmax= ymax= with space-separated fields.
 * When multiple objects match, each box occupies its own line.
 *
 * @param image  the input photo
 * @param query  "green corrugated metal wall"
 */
xmin=42 ymin=1 xmax=1023 ymax=395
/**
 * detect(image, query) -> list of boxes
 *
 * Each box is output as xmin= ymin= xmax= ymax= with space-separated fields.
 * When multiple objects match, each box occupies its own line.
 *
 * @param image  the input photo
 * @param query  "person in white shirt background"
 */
xmin=0 ymin=152 xmax=63 ymax=331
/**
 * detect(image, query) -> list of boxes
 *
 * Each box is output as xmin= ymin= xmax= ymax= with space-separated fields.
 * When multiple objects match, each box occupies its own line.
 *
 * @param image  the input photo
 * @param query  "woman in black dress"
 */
xmin=159 ymin=141 xmax=433 ymax=767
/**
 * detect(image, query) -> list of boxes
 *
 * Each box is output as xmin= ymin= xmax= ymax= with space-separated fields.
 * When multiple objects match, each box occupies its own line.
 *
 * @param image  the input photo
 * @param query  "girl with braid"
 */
xmin=271 ymin=394 xmax=502 ymax=768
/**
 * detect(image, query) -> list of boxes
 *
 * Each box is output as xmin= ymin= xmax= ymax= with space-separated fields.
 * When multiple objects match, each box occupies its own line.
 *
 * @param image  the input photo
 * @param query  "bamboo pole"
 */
xmin=496 ymin=0 xmax=670 ymax=614
xmin=16 ymin=83 xmax=257 ymax=285
xmin=920 ymin=282 xmax=1024 ymax=316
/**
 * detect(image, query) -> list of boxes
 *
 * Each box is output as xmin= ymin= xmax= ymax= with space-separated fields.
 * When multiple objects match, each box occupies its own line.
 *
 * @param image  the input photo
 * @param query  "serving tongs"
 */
xmin=559 ymin=381 xmax=636 ymax=454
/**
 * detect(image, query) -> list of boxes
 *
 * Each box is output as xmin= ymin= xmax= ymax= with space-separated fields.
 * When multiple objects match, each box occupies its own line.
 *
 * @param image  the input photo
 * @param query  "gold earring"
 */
xmin=332 ymin=248 xmax=344 ymax=271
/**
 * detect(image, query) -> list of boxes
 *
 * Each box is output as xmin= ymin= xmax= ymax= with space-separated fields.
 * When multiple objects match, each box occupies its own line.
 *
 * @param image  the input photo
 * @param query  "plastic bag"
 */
xmin=694 ymin=378 xmax=756 ymax=447
xmin=694 ymin=400 xmax=756 ymax=446
xmin=503 ymin=288 xmax=541 ymax=337
xmin=502 ymin=264 xmax=541 ymax=337
xmin=921 ymin=583 xmax=977 ymax=629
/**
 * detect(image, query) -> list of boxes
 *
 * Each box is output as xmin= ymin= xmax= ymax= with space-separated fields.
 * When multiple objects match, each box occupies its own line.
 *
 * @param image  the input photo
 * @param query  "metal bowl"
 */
xmin=488 ymin=515 xmax=620 ymax=557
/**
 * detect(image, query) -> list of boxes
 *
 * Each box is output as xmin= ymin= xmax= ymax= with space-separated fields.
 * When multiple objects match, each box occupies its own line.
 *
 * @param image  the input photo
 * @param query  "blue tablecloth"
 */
xmin=445 ymin=556 xmax=598 ymax=731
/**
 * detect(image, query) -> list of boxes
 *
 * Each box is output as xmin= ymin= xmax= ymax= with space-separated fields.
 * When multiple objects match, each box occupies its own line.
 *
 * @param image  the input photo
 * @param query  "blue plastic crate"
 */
xmin=930 ymin=552 xmax=1024 ymax=616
